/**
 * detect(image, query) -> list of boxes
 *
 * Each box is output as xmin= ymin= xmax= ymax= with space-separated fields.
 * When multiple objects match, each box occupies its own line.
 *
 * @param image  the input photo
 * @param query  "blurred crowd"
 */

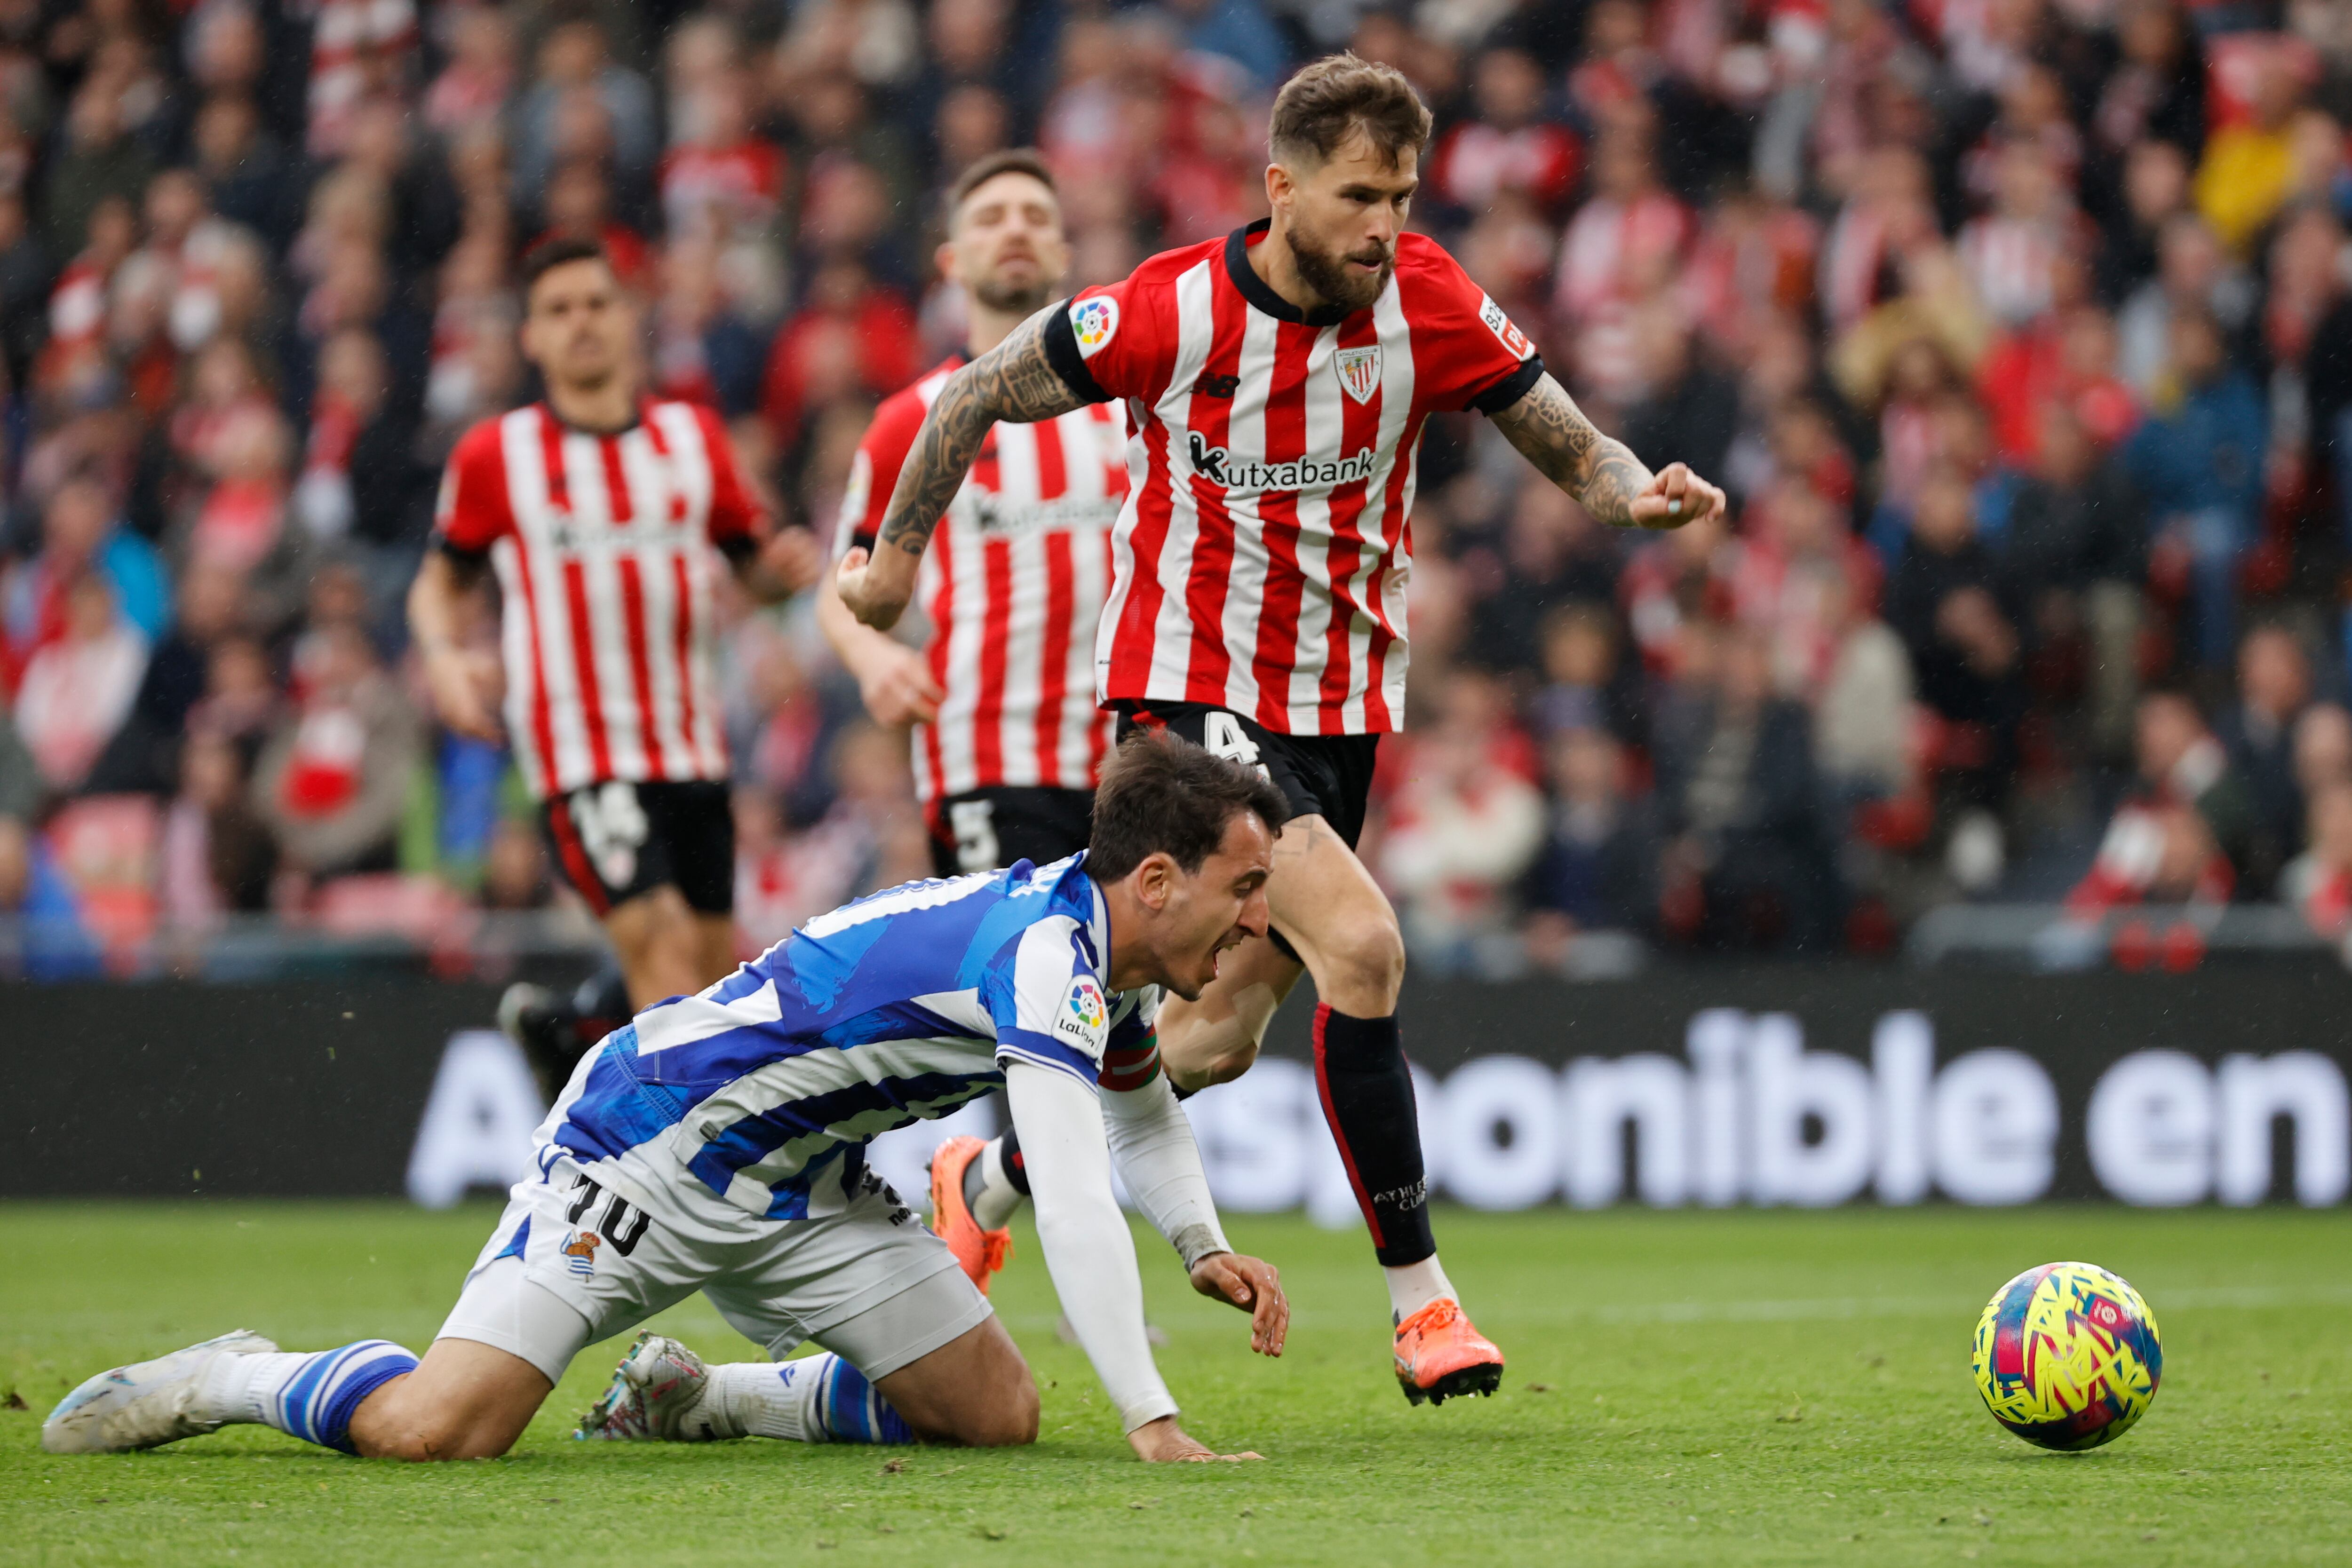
xmin=5 ymin=0 xmax=2352 ymax=972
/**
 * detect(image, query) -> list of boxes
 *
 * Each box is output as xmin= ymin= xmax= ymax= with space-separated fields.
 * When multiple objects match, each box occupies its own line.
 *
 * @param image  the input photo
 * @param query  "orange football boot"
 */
xmin=927 ymin=1135 xmax=1013 ymax=1295
xmin=1392 ymin=1298 xmax=1504 ymax=1406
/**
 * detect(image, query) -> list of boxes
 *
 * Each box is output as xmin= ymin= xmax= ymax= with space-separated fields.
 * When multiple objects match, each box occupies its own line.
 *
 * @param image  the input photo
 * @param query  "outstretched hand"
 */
xmin=1627 ymin=462 xmax=1726 ymax=531
xmin=1128 ymin=1413 xmax=1263 ymax=1463
xmin=1190 ymin=1252 xmax=1288 ymax=1357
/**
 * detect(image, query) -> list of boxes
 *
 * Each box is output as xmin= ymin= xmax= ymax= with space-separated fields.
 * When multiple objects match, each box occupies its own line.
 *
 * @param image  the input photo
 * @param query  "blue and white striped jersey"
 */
xmin=540 ymin=853 xmax=1157 ymax=1227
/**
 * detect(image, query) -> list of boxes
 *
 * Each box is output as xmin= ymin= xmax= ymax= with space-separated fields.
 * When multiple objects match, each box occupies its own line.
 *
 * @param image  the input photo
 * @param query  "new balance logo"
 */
xmin=1184 ymin=432 xmax=1376 ymax=495
xmin=1191 ymin=373 xmax=1240 ymax=398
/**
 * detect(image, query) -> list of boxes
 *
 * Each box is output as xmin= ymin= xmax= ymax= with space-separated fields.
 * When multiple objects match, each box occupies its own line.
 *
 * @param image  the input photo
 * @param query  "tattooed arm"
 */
xmin=835 ymin=305 xmax=1089 ymax=629
xmin=1489 ymin=371 xmax=1726 ymax=531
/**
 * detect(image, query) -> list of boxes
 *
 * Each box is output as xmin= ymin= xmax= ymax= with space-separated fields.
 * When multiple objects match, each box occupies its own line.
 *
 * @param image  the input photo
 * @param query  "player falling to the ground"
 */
xmin=43 ymin=732 xmax=1289 ymax=1464
xmin=408 ymin=237 xmax=825 ymax=1089
xmin=839 ymin=55 xmax=1728 ymax=1406
xmin=816 ymin=149 xmax=1126 ymax=1289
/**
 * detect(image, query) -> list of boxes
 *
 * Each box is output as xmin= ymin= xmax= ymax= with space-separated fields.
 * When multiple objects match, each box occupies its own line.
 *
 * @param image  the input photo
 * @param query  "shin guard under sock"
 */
xmin=1311 ymin=1003 xmax=1435 ymax=1267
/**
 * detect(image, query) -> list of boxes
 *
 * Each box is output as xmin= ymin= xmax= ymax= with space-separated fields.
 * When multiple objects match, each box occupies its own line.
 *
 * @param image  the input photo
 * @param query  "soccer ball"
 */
xmin=1971 ymin=1261 xmax=2162 ymax=1451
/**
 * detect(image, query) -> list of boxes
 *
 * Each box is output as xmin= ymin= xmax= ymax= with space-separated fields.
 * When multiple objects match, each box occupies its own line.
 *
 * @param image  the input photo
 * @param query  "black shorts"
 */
xmin=929 ymin=786 xmax=1095 ymax=878
xmin=542 ymin=779 xmax=734 ymax=917
xmin=1115 ymin=702 xmax=1381 ymax=850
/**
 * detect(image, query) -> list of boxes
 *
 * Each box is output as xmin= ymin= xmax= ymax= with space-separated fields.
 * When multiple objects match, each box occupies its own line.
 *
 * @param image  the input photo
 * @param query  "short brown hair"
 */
xmin=1268 ymin=53 xmax=1433 ymax=170
xmin=519 ymin=234 xmax=612 ymax=301
xmin=1086 ymin=728 xmax=1289 ymax=884
xmin=949 ymin=148 xmax=1057 ymax=216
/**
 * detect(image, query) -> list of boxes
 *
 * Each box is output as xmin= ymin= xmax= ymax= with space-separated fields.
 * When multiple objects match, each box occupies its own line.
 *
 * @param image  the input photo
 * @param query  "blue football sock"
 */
xmin=205 ymin=1342 xmax=420 ymax=1454
xmin=814 ymin=1354 xmax=914 ymax=1445
xmin=704 ymin=1353 xmax=913 ymax=1444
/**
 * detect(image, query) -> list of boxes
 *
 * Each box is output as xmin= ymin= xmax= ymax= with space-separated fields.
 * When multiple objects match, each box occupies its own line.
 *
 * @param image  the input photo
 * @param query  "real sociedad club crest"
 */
xmin=1334 ymin=345 xmax=1382 ymax=405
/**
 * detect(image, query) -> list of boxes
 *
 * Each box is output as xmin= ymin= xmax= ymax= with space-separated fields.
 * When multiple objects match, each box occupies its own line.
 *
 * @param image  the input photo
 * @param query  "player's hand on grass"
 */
xmin=1189 ymin=1252 xmax=1288 ymax=1357
xmin=834 ymin=546 xmax=915 ymax=631
xmin=854 ymin=640 xmax=945 ymax=726
xmin=421 ymin=643 xmax=505 ymax=741
xmin=1628 ymin=462 xmax=1725 ymax=531
xmin=1127 ymin=1414 xmax=1263 ymax=1463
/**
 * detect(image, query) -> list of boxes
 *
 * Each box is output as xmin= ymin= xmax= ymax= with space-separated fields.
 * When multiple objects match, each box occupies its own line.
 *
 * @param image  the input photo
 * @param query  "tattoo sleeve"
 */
xmin=874 ymin=305 xmax=1089 ymax=557
xmin=1489 ymin=371 xmax=1658 ymax=529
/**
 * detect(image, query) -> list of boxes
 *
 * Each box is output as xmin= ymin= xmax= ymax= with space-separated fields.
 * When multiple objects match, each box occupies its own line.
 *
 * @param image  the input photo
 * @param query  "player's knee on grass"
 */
xmin=346 ymin=1341 xmax=548 ymax=1461
xmin=873 ymin=1321 xmax=1040 ymax=1448
xmin=350 ymin=1394 xmax=523 ymax=1462
xmin=949 ymin=1366 xmax=1040 ymax=1449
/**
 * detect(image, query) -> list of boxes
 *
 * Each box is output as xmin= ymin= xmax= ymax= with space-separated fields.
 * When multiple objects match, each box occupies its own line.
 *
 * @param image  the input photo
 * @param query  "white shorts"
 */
xmin=436 ymin=1155 xmax=993 ymax=1385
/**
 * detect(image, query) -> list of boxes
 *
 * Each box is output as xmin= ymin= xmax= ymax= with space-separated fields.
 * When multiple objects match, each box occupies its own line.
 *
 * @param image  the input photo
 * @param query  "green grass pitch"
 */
xmin=2 ymin=1202 xmax=2347 ymax=1566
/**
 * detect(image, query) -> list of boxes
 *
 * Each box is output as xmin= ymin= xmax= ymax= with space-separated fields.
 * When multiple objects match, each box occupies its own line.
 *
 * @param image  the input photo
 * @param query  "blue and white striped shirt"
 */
xmin=540 ymin=853 xmax=1155 ymax=1226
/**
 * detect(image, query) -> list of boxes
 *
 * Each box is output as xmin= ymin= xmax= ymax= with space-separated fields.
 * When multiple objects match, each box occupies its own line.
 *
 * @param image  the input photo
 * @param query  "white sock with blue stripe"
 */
xmin=701 ymin=1354 xmax=913 ymax=1445
xmin=195 ymin=1342 xmax=420 ymax=1454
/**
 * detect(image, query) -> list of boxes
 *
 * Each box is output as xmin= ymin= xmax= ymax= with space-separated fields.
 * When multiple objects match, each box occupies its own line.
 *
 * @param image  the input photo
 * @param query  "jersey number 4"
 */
xmin=1202 ymin=711 xmax=1273 ymax=783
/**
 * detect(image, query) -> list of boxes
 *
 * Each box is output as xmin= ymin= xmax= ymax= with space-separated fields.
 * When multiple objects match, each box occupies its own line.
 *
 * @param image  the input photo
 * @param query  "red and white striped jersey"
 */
xmin=1043 ymin=221 xmax=1544 ymax=735
xmin=432 ymin=398 xmax=762 ymax=799
xmin=839 ymin=354 xmax=1128 ymax=808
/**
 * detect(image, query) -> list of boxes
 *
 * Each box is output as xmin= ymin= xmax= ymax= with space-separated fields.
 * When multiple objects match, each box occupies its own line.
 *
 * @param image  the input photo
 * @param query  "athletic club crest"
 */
xmin=1333 ymin=345 xmax=1383 ymax=405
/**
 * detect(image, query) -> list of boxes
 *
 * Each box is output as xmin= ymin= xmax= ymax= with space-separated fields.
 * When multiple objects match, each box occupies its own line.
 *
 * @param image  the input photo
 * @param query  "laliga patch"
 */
xmin=1333 ymin=344 xmax=1383 ymax=406
xmin=1070 ymin=296 xmax=1120 ymax=359
xmin=1478 ymin=293 xmax=1533 ymax=360
xmin=1056 ymin=975 xmax=1110 ymax=1058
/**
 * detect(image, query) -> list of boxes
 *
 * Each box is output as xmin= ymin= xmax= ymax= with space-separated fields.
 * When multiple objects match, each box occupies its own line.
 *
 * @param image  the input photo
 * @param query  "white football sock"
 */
xmin=700 ymin=1354 xmax=914 ymax=1445
xmin=698 ymin=1361 xmax=820 ymax=1442
xmin=968 ymin=1138 xmax=1027 ymax=1231
xmin=1383 ymin=1256 xmax=1459 ymax=1322
xmin=193 ymin=1343 xmax=418 ymax=1450
xmin=195 ymin=1350 xmax=309 ymax=1425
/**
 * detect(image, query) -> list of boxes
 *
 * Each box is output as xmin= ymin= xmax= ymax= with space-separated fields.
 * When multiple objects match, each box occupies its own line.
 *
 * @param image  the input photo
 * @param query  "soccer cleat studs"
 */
xmin=1392 ymin=1299 xmax=1504 ymax=1407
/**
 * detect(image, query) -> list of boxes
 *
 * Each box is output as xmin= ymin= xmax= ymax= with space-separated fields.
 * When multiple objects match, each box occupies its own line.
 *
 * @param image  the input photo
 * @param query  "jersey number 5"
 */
xmin=948 ymin=799 xmax=1000 ymax=874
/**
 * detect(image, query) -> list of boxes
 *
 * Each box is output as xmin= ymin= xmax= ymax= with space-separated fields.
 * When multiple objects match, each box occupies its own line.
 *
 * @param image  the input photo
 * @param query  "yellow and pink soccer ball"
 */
xmin=1971 ymin=1262 xmax=2162 ymax=1451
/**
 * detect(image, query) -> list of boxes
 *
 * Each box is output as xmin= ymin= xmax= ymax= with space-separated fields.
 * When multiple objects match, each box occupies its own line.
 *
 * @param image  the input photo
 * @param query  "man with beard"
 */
xmin=818 ymin=152 xmax=1130 ymax=1298
xmin=837 ymin=55 xmax=1729 ymax=1406
xmin=819 ymin=150 xmax=1126 ymax=886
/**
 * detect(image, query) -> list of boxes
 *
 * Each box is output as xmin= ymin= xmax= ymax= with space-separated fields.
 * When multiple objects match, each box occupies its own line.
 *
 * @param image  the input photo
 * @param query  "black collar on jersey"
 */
xmin=540 ymin=397 xmax=644 ymax=438
xmin=1226 ymin=218 xmax=1357 ymax=328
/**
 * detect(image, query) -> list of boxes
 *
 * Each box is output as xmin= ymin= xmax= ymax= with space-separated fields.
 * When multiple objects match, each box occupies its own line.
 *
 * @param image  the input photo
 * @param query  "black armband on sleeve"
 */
xmin=714 ymin=534 xmax=757 ymax=567
xmin=1466 ymin=354 xmax=1547 ymax=415
xmin=1041 ymin=305 xmax=1113 ymax=405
